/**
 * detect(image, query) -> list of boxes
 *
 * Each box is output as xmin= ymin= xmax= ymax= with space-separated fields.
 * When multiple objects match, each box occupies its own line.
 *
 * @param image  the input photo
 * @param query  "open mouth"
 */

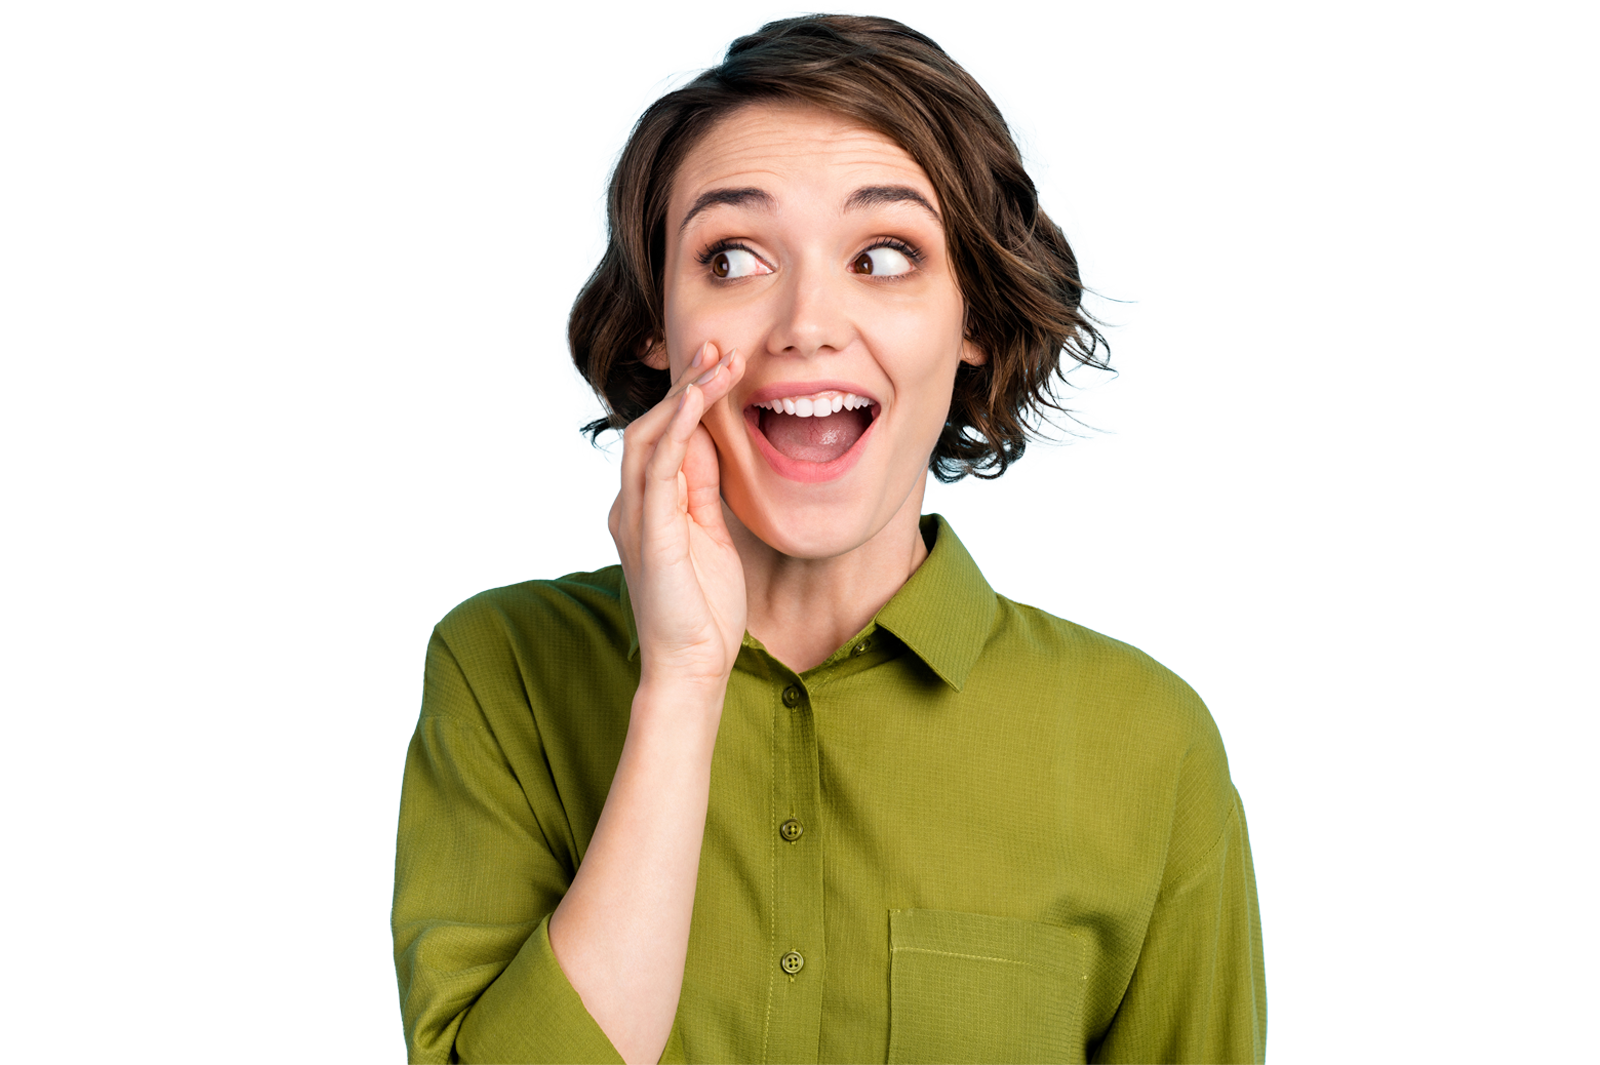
xmin=744 ymin=388 xmax=879 ymax=480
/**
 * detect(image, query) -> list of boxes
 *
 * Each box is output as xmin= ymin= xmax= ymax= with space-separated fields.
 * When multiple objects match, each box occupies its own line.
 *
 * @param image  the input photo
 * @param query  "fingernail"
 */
xmin=694 ymin=364 xmax=721 ymax=386
xmin=690 ymin=344 xmax=706 ymax=369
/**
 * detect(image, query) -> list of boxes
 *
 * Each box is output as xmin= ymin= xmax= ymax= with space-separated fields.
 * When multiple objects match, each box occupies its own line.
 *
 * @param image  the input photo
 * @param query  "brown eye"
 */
xmin=851 ymin=246 xmax=914 ymax=277
xmin=706 ymin=247 xmax=768 ymax=280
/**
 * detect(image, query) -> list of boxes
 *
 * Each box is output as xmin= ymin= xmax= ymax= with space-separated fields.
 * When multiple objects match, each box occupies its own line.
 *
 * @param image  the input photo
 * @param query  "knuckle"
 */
xmin=643 ymin=443 xmax=672 ymax=479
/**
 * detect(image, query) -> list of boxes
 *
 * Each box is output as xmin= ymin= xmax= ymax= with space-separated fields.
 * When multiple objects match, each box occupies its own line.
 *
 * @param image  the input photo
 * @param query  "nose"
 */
xmin=764 ymin=258 xmax=854 ymax=360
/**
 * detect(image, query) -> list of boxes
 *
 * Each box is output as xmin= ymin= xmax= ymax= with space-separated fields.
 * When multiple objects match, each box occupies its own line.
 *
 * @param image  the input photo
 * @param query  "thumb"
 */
xmin=681 ymin=424 xmax=727 ymax=533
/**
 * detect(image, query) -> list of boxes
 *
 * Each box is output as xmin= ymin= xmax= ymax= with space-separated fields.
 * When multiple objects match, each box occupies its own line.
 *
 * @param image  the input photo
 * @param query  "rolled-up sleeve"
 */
xmin=1094 ymin=784 xmax=1266 ymax=1064
xmin=392 ymin=629 xmax=622 ymax=1064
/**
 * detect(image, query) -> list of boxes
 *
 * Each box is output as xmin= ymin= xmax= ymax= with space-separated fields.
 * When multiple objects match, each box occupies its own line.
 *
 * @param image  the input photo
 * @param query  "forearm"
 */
xmin=547 ymin=680 xmax=724 ymax=1065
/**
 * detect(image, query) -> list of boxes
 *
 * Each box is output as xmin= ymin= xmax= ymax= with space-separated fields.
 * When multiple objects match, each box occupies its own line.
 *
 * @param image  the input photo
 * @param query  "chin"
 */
xmin=720 ymin=455 xmax=926 ymax=563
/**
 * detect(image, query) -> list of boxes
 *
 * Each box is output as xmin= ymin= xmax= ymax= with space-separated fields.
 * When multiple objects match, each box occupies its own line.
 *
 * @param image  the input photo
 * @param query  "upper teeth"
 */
xmin=756 ymin=391 xmax=871 ymax=418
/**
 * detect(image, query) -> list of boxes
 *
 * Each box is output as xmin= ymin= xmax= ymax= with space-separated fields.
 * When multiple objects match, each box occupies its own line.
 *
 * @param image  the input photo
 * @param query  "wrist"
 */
xmin=632 ymin=674 xmax=728 ymax=727
xmin=636 ymin=653 xmax=733 ymax=700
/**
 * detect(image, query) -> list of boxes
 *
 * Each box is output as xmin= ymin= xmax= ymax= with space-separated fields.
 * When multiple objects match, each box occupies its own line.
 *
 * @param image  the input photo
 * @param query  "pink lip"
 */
xmin=742 ymin=381 xmax=880 ymax=484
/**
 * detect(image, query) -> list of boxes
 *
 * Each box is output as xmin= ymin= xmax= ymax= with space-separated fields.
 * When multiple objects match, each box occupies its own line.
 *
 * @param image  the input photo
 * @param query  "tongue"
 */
xmin=760 ymin=407 xmax=870 ymax=463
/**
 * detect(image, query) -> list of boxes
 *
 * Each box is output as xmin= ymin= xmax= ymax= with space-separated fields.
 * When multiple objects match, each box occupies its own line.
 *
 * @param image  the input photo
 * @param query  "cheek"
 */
xmin=661 ymin=268 xmax=716 ymax=372
xmin=859 ymin=283 xmax=965 ymax=347
xmin=701 ymin=400 xmax=748 ymax=460
xmin=661 ymin=300 xmax=696 ymax=376
xmin=865 ymin=311 xmax=967 ymax=393
xmin=664 ymin=293 xmax=757 ymax=376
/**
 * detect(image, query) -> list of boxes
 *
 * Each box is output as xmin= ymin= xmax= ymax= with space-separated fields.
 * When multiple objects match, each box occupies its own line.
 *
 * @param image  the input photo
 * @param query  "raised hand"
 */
xmin=553 ymin=341 xmax=749 ymax=1063
xmin=608 ymin=341 xmax=748 ymax=693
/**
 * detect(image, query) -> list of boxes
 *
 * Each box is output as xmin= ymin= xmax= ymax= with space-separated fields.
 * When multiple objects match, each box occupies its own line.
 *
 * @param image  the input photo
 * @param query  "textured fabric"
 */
xmin=392 ymin=515 xmax=1266 ymax=1063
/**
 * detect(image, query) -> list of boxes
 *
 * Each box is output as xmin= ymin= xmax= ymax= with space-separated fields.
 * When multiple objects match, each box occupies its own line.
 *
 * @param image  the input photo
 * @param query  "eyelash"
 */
xmin=694 ymin=238 xmax=926 ymax=274
xmin=695 ymin=239 xmax=762 ymax=268
xmin=860 ymin=238 xmax=925 ymax=268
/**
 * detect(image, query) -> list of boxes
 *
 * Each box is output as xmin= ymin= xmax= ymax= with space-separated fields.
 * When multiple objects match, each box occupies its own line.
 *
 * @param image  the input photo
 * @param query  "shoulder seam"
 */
xmin=415 ymin=708 xmax=498 ymax=743
xmin=428 ymin=625 xmax=500 ymax=736
xmin=424 ymin=625 xmax=568 ymax=867
xmin=1160 ymin=788 xmax=1240 ymax=892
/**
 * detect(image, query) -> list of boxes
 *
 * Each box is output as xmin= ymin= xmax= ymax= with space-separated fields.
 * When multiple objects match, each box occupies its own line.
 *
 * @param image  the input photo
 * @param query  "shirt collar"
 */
xmin=874 ymin=514 xmax=997 ymax=691
xmin=620 ymin=513 xmax=997 ymax=691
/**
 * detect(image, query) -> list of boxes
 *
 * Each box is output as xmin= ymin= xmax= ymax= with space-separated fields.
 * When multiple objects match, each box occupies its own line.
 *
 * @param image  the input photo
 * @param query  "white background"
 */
xmin=3 ymin=2 xmax=1595 ymax=1059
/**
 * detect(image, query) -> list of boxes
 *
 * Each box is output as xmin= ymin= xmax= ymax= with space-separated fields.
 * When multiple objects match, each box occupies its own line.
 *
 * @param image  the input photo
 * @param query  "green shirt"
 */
xmin=393 ymin=515 xmax=1265 ymax=1063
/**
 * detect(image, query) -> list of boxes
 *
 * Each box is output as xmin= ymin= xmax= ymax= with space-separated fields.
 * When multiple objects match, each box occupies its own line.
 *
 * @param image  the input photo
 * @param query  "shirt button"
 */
xmin=780 ymin=950 xmax=805 ymax=975
xmin=779 ymin=818 xmax=804 ymax=842
xmin=851 ymin=639 xmax=871 ymax=657
xmin=782 ymin=685 xmax=802 ymax=708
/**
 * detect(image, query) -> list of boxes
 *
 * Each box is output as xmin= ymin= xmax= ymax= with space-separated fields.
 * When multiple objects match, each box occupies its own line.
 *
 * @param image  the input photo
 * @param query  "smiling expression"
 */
xmin=657 ymin=104 xmax=982 ymax=561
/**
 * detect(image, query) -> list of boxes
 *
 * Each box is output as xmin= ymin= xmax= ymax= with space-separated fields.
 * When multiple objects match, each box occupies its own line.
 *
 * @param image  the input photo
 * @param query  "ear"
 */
xmin=959 ymin=338 xmax=987 ymax=367
xmin=640 ymin=337 xmax=669 ymax=371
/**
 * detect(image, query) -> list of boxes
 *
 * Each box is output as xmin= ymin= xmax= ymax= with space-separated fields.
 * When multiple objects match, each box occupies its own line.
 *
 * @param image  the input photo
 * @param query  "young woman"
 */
xmin=393 ymin=15 xmax=1264 ymax=1064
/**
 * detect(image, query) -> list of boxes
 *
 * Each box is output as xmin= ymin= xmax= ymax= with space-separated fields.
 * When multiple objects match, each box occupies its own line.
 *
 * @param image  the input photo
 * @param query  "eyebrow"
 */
xmin=678 ymin=187 xmax=774 ymax=232
xmin=844 ymin=184 xmax=941 ymax=222
xmin=678 ymin=183 xmax=942 ymax=233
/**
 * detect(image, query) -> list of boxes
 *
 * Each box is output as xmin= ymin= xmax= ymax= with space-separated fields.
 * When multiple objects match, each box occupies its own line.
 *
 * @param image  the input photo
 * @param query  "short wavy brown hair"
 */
xmin=569 ymin=14 xmax=1108 ymax=481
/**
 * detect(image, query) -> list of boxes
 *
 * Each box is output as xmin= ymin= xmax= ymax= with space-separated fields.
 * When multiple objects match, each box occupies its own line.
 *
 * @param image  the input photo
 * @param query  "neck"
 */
xmin=729 ymin=471 xmax=930 ymax=674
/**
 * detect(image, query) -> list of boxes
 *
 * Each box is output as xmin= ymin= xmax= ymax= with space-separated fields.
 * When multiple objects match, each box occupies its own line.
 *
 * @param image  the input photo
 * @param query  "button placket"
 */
xmin=766 ymin=673 xmax=825 ymax=1056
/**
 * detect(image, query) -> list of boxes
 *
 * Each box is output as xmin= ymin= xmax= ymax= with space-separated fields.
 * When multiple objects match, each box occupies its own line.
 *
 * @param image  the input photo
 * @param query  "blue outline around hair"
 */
xmin=560 ymin=2 xmax=1139 ymax=486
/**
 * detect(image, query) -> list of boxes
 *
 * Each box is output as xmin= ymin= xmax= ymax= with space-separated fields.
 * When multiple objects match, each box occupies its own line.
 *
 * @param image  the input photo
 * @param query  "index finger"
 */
xmin=663 ymin=341 xmax=728 ymax=403
xmin=619 ymin=341 xmax=742 ymax=466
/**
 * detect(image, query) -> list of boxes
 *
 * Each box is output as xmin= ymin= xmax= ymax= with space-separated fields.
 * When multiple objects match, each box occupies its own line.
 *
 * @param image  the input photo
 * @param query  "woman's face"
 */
xmin=659 ymin=103 xmax=980 ymax=561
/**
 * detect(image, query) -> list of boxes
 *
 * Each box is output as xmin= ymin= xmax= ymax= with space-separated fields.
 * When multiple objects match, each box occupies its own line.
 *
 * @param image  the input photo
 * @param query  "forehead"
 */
xmin=670 ymin=104 xmax=937 ymax=220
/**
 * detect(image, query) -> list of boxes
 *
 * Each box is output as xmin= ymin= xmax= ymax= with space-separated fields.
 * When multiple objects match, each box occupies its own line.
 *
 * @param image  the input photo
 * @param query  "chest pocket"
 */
xmin=887 ymin=908 xmax=1085 ymax=1065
